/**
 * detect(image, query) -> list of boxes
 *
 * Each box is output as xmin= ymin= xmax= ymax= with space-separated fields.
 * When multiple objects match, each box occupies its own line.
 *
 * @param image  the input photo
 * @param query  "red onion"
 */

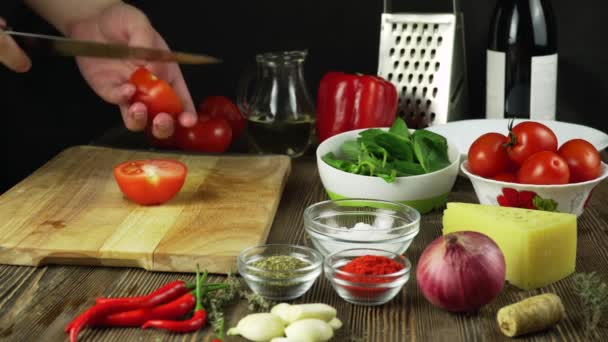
xmin=416 ymin=231 xmax=506 ymax=312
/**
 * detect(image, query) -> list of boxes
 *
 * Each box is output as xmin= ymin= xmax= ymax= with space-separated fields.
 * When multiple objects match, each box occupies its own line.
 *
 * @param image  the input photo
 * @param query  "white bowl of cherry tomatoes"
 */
xmin=463 ymin=120 xmax=608 ymax=216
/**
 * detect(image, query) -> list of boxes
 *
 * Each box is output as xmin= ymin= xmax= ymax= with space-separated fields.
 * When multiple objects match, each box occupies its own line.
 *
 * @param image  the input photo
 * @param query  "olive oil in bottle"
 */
xmin=247 ymin=114 xmax=315 ymax=157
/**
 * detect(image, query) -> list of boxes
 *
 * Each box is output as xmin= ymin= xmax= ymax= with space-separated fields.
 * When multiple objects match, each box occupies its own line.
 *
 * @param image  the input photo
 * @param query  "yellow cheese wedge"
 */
xmin=442 ymin=202 xmax=577 ymax=290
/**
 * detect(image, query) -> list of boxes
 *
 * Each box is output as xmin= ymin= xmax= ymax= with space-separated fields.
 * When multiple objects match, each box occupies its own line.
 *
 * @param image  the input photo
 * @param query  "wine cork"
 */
xmin=497 ymin=293 xmax=566 ymax=337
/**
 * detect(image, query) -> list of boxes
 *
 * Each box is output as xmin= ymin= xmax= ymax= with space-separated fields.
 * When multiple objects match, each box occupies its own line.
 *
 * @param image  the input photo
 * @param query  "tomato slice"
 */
xmin=113 ymin=159 xmax=187 ymax=205
xmin=130 ymin=67 xmax=184 ymax=117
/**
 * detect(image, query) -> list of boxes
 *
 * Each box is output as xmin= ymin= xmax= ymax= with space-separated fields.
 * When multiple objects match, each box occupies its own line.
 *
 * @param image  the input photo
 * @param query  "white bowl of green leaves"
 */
xmin=316 ymin=118 xmax=460 ymax=214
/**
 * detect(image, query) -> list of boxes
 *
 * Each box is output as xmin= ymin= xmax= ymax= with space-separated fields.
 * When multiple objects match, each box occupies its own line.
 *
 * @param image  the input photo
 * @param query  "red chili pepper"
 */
xmin=141 ymin=309 xmax=207 ymax=332
xmin=95 ymin=280 xmax=191 ymax=305
xmin=142 ymin=266 xmax=207 ymax=333
xmin=65 ymin=280 xmax=191 ymax=333
xmin=316 ymin=71 xmax=398 ymax=142
xmin=68 ymin=300 xmax=152 ymax=342
xmin=94 ymin=292 xmax=196 ymax=327
xmin=211 ymin=339 xmax=222 ymax=342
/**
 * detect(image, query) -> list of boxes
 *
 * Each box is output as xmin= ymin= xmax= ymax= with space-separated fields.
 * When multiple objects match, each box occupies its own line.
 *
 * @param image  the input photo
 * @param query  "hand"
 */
xmin=0 ymin=17 xmax=32 ymax=72
xmin=69 ymin=3 xmax=196 ymax=138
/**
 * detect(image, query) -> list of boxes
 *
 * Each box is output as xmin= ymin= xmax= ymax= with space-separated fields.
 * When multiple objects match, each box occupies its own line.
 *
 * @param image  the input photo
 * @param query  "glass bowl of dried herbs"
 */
xmin=238 ymin=244 xmax=323 ymax=301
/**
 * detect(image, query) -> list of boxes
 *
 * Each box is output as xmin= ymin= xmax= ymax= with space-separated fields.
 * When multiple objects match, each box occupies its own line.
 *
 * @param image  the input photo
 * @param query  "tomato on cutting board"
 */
xmin=113 ymin=159 xmax=187 ymax=205
xmin=130 ymin=67 xmax=184 ymax=117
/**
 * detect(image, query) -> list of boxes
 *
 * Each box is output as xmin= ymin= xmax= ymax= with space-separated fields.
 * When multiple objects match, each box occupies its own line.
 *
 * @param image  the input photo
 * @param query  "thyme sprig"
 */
xmin=573 ymin=272 xmax=608 ymax=337
xmin=203 ymin=272 xmax=274 ymax=338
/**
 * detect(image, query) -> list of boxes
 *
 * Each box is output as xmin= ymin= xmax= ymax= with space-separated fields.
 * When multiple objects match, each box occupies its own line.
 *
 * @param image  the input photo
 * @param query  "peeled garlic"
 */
xmin=286 ymin=303 xmax=337 ymax=323
xmin=328 ymin=317 xmax=343 ymax=330
xmin=285 ymin=319 xmax=334 ymax=342
xmin=227 ymin=313 xmax=285 ymax=342
xmin=271 ymin=303 xmax=292 ymax=325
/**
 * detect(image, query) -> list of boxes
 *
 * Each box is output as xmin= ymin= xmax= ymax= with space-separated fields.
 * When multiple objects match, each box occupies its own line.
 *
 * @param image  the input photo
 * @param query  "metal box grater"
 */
xmin=377 ymin=1 xmax=468 ymax=128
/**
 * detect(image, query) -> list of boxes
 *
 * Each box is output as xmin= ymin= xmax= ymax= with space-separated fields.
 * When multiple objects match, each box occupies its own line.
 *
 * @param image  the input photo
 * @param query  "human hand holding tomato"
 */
xmin=70 ymin=3 xmax=197 ymax=139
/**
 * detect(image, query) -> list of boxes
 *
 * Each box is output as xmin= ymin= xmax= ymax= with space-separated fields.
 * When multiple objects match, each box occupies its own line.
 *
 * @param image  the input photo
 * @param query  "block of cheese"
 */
xmin=442 ymin=202 xmax=577 ymax=290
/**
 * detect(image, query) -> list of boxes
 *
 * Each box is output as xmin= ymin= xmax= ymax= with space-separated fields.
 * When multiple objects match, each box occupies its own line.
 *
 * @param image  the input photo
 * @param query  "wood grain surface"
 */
xmin=0 ymin=155 xmax=607 ymax=341
xmin=0 ymin=146 xmax=291 ymax=273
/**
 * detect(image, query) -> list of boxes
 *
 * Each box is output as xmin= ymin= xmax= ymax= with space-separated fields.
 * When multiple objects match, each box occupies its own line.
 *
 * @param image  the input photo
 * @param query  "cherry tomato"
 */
xmin=517 ymin=151 xmax=570 ymax=185
xmin=506 ymin=121 xmax=558 ymax=166
xmin=130 ymin=67 xmax=184 ymax=117
xmin=198 ymin=96 xmax=246 ymax=138
xmin=493 ymin=172 xmax=517 ymax=183
xmin=468 ymin=133 xmax=512 ymax=178
xmin=558 ymin=139 xmax=601 ymax=182
xmin=175 ymin=115 xmax=232 ymax=153
xmin=113 ymin=159 xmax=187 ymax=205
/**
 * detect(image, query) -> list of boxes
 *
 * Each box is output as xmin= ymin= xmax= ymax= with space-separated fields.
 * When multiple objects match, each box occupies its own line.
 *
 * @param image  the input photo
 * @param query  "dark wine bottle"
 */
xmin=486 ymin=0 xmax=557 ymax=120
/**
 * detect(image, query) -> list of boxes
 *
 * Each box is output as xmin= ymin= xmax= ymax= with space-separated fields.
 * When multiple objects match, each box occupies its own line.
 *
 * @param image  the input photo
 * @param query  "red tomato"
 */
xmin=198 ymin=96 xmax=246 ymax=138
xmin=175 ymin=115 xmax=232 ymax=153
xmin=517 ymin=151 xmax=570 ymax=185
xmin=506 ymin=121 xmax=558 ymax=166
xmin=493 ymin=172 xmax=517 ymax=183
xmin=468 ymin=133 xmax=512 ymax=178
xmin=113 ymin=159 xmax=187 ymax=205
xmin=130 ymin=67 xmax=184 ymax=117
xmin=558 ymin=139 xmax=601 ymax=182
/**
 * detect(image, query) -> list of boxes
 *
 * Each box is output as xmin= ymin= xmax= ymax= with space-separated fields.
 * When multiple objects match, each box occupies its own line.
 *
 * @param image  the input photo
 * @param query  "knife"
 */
xmin=6 ymin=30 xmax=221 ymax=65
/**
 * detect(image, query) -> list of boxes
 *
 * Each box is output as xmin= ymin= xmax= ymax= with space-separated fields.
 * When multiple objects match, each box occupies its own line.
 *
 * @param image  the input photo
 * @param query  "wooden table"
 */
xmin=1 ymin=155 xmax=607 ymax=341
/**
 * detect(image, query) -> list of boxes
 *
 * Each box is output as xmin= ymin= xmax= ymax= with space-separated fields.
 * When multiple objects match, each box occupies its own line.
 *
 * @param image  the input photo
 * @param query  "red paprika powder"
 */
xmin=337 ymin=255 xmax=405 ymax=299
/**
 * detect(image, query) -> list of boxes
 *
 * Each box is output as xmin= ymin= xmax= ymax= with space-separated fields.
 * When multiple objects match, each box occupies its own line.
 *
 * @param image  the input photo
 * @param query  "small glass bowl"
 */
xmin=304 ymin=199 xmax=420 ymax=257
xmin=238 ymin=244 xmax=323 ymax=301
xmin=324 ymin=248 xmax=411 ymax=306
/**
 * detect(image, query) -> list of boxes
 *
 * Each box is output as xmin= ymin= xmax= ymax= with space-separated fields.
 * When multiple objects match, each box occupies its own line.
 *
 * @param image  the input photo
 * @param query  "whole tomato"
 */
xmin=517 ymin=151 xmax=570 ymax=185
xmin=506 ymin=121 xmax=558 ymax=166
xmin=493 ymin=172 xmax=517 ymax=183
xmin=558 ymin=139 xmax=601 ymax=182
xmin=175 ymin=115 xmax=232 ymax=153
xmin=468 ymin=133 xmax=512 ymax=178
xmin=198 ymin=96 xmax=246 ymax=138
xmin=130 ymin=67 xmax=183 ymax=117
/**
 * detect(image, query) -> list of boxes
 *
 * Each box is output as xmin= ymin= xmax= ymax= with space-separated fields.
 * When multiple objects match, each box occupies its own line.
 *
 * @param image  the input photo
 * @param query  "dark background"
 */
xmin=1 ymin=0 xmax=607 ymax=193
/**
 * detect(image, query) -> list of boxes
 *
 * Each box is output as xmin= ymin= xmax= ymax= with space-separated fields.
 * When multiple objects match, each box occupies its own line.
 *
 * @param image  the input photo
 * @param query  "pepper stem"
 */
xmin=195 ymin=264 xmax=203 ymax=311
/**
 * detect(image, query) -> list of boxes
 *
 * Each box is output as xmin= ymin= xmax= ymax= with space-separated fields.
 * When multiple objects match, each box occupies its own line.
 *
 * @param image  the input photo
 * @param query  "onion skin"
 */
xmin=416 ymin=231 xmax=506 ymax=312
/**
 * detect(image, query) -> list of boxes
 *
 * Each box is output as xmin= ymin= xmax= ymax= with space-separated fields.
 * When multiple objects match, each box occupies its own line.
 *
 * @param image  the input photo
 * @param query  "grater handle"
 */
xmin=383 ymin=0 xmax=391 ymax=14
xmin=383 ymin=0 xmax=461 ymax=14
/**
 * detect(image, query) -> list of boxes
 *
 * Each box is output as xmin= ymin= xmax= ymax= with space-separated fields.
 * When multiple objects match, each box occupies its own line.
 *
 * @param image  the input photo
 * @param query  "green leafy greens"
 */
xmin=321 ymin=118 xmax=451 ymax=183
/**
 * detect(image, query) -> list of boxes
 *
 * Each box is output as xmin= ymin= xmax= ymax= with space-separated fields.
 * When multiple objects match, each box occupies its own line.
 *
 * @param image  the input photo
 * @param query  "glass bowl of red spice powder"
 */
xmin=324 ymin=248 xmax=411 ymax=306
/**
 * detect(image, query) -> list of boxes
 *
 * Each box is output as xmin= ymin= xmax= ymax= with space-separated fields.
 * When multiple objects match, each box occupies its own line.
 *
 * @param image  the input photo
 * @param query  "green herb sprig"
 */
xmin=203 ymin=272 xmax=274 ymax=338
xmin=572 ymin=272 xmax=608 ymax=337
xmin=322 ymin=118 xmax=450 ymax=183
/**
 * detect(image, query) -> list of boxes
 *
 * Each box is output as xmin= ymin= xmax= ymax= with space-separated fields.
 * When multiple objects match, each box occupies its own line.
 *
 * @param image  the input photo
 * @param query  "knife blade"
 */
xmin=6 ymin=30 xmax=221 ymax=65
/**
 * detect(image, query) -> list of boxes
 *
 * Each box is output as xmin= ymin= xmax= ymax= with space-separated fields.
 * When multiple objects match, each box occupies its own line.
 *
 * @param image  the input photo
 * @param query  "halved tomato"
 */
xmin=113 ymin=159 xmax=187 ymax=205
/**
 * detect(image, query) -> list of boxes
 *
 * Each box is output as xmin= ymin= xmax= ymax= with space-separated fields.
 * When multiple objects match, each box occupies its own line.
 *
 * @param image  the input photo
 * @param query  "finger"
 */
xmin=0 ymin=30 xmax=32 ymax=72
xmin=120 ymin=102 xmax=148 ymax=132
xmin=0 ymin=18 xmax=6 ymax=28
xmin=178 ymin=111 xmax=198 ymax=128
xmin=105 ymin=83 xmax=136 ymax=105
xmin=151 ymin=113 xmax=175 ymax=139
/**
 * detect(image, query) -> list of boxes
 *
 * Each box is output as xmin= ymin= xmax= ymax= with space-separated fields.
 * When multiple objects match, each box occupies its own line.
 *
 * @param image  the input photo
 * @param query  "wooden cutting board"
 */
xmin=0 ymin=146 xmax=291 ymax=274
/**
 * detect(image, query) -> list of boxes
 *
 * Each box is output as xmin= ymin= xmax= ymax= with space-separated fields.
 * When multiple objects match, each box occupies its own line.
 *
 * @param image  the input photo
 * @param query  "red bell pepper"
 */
xmin=316 ymin=72 xmax=398 ymax=142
